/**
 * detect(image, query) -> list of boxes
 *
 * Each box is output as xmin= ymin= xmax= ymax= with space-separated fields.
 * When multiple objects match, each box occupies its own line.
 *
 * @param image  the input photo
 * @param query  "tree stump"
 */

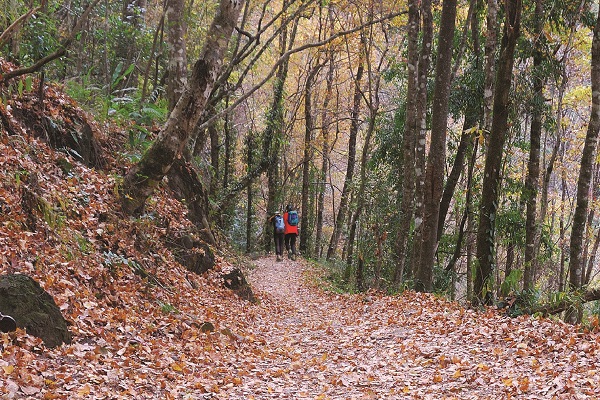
xmin=0 ymin=274 xmax=71 ymax=348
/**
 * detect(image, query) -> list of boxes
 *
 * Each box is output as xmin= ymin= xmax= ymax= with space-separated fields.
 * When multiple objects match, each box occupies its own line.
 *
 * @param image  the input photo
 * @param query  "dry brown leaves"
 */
xmin=0 ymin=77 xmax=599 ymax=399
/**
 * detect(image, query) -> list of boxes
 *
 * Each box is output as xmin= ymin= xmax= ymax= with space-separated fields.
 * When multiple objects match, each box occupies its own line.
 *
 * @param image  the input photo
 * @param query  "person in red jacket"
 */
xmin=283 ymin=204 xmax=299 ymax=260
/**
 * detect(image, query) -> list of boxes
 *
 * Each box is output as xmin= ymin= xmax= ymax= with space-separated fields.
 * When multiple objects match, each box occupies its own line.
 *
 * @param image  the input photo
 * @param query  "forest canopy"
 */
xmin=1 ymin=0 xmax=600 ymax=322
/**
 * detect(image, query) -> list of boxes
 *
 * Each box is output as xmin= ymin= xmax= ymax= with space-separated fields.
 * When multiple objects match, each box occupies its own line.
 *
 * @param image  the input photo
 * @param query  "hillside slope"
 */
xmin=0 ymin=64 xmax=599 ymax=399
xmin=0 ymin=64 xmax=257 ymax=398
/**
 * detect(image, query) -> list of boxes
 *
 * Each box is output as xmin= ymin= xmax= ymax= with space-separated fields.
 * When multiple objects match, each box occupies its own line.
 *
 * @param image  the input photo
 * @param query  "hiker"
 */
xmin=269 ymin=211 xmax=285 ymax=261
xmin=283 ymin=204 xmax=299 ymax=260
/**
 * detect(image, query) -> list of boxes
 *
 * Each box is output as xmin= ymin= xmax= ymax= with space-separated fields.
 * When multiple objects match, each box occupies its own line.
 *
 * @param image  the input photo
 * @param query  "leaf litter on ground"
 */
xmin=0 ymin=72 xmax=599 ymax=399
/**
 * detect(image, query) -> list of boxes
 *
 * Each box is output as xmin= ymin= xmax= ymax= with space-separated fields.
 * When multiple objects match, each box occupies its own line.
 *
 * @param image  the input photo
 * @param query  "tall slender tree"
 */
xmin=315 ymin=14 xmax=336 ymax=257
xmin=392 ymin=0 xmax=419 ymax=287
xmin=327 ymin=40 xmax=364 ymax=262
xmin=474 ymin=0 xmax=522 ymax=304
xmin=566 ymin=6 xmax=600 ymax=323
xmin=523 ymin=0 xmax=544 ymax=290
xmin=416 ymin=0 xmax=457 ymax=292
xmin=165 ymin=0 xmax=188 ymax=112
xmin=410 ymin=0 xmax=433 ymax=279
xmin=298 ymin=57 xmax=321 ymax=255
xmin=483 ymin=0 xmax=498 ymax=132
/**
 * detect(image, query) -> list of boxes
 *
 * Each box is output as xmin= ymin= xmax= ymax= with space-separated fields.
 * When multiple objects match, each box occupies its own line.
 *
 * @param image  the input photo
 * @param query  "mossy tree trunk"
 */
xmin=566 ymin=7 xmax=600 ymax=323
xmin=474 ymin=0 xmax=522 ymax=305
xmin=120 ymin=0 xmax=244 ymax=216
xmin=415 ymin=0 xmax=457 ymax=292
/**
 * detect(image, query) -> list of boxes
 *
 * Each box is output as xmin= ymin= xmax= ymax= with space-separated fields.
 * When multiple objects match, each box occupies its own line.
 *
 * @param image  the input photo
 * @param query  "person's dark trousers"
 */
xmin=285 ymin=233 xmax=297 ymax=259
xmin=274 ymin=233 xmax=284 ymax=258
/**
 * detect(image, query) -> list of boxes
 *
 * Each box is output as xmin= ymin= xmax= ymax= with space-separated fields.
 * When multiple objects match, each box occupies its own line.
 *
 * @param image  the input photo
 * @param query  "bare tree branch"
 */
xmin=202 ymin=10 xmax=406 ymax=135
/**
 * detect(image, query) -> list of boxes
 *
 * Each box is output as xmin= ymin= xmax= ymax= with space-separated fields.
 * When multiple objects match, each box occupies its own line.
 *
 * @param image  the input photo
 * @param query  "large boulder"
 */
xmin=0 ymin=274 xmax=71 ymax=348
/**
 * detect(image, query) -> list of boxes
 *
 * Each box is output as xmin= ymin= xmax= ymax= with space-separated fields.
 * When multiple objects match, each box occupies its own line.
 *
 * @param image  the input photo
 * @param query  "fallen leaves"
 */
xmin=0 ymin=86 xmax=600 ymax=398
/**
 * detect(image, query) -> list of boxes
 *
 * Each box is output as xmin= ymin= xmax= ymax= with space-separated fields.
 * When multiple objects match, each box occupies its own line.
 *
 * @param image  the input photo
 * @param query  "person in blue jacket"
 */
xmin=269 ymin=211 xmax=285 ymax=261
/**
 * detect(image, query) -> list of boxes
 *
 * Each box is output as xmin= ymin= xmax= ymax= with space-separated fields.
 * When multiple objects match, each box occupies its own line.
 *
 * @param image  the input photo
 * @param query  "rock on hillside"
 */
xmin=0 ymin=59 xmax=258 ymax=397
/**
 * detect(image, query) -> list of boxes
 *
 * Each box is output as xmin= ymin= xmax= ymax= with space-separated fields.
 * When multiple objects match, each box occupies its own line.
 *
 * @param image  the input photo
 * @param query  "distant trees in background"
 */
xmin=2 ymin=0 xmax=600 ymax=321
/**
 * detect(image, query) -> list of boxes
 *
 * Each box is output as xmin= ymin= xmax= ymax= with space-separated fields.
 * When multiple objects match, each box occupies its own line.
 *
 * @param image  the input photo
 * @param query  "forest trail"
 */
xmin=219 ymin=256 xmax=600 ymax=399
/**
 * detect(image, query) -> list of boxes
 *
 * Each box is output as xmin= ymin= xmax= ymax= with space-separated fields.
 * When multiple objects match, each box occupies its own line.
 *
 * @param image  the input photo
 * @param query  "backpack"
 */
xmin=287 ymin=210 xmax=299 ymax=226
xmin=274 ymin=215 xmax=285 ymax=233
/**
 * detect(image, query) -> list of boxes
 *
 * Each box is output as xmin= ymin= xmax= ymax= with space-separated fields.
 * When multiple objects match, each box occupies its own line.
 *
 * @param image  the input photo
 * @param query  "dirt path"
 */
xmin=219 ymin=256 xmax=600 ymax=399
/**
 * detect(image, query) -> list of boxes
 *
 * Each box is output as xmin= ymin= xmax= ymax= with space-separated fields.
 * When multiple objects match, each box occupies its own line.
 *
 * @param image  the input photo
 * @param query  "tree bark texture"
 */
xmin=523 ymin=0 xmax=544 ymax=290
xmin=246 ymin=133 xmax=254 ymax=254
xmin=409 ymin=0 xmax=433 ymax=279
xmin=393 ymin=0 xmax=419 ymax=287
xmin=327 ymin=53 xmax=364 ymax=262
xmin=315 ymin=43 xmax=335 ymax=258
xmin=166 ymin=159 xmax=216 ymax=246
xmin=483 ymin=0 xmax=498 ymax=132
xmin=416 ymin=0 xmax=457 ymax=293
xmin=120 ymin=0 xmax=244 ymax=215
xmin=474 ymin=0 xmax=521 ymax=304
xmin=165 ymin=0 xmax=188 ymax=111
xmin=300 ymin=61 xmax=321 ymax=255
xmin=566 ymin=7 xmax=600 ymax=322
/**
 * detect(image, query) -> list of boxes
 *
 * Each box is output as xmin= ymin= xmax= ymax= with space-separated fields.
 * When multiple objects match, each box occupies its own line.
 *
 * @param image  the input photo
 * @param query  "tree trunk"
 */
xmin=327 ymin=51 xmax=364 ymax=262
xmin=346 ymin=74 xmax=379 ymax=286
xmin=246 ymin=133 xmax=254 ymax=254
xmin=539 ymin=0 xmax=586 ymax=284
xmin=409 ymin=0 xmax=433 ymax=280
xmin=483 ymin=0 xmax=498 ymax=132
xmin=315 ymin=50 xmax=335 ymax=258
xmin=141 ymin=10 xmax=166 ymax=103
xmin=445 ymin=139 xmax=478 ymax=274
xmin=165 ymin=0 xmax=188 ymax=111
xmin=416 ymin=0 xmax=457 ymax=293
xmin=209 ymin=121 xmax=220 ymax=198
xmin=474 ymin=0 xmax=522 ymax=304
xmin=263 ymin=75 xmax=286 ymax=253
xmin=300 ymin=61 xmax=322 ymax=255
xmin=523 ymin=0 xmax=544 ymax=290
xmin=582 ymin=167 xmax=600 ymax=282
xmin=393 ymin=0 xmax=419 ymax=287
xmin=559 ymin=144 xmax=567 ymax=292
xmin=585 ymin=228 xmax=600 ymax=284
xmin=263 ymin=11 xmax=297 ymax=253
xmin=120 ymin=0 xmax=244 ymax=215
xmin=566 ymin=8 xmax=600 ymax=323
xmin=166 ymin=159 xmax=216 ymax=245
xmin=437 ymin=115 xmax=477 ymax=241
xmin=223 ymin=95 xmax=233 ymax=191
